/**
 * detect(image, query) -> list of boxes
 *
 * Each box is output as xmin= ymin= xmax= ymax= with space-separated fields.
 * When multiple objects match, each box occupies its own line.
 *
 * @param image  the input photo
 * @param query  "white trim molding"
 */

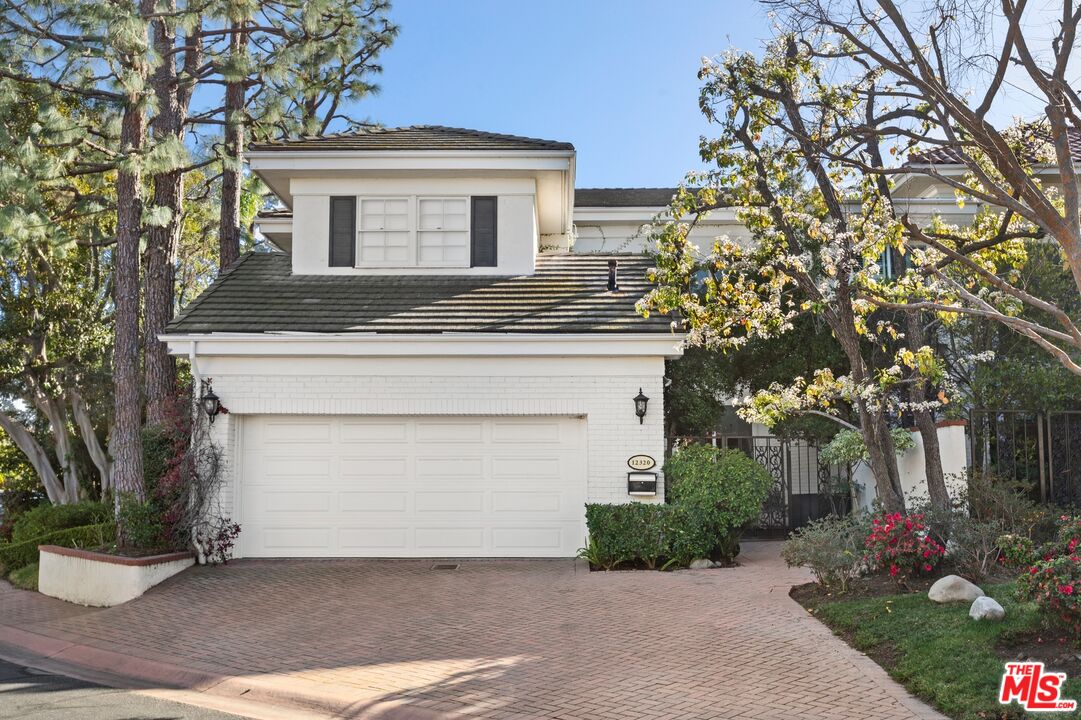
xmin=160 ymin=332 xmax=687 ymax=359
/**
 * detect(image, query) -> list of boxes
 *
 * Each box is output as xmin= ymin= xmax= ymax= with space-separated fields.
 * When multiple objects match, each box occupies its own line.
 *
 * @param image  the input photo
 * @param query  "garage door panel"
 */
xmin=340 ymin=421 xmax=409 ymax=443
xmin=340 ymin=491 xmax=409 ymax=512
xmin=491 ymin=421 xmax=563 ymax=444
xmin=491 ymin=491 xmax=562 ymax=513
xmin=339 ymin=527 xmax=409 ymax=549
xmin=340 ymin=456 xmax=409 ymax=479
xmin=240 ymin=415 xmax=585 ymax=557
xmin=262 ymin=421 xmax=333 ymax=444
xmin=415 ymin=421 xmax=484 ymax=443
xmin=415 ymin=456 xmax=484 ymax=478
xmin=260 ymin=527 xmax=333 ymax=550
xmin=491 ymin=526 xmax=564 ymax=550
xmin=260 ymin=456 xmax=332 ymax=478
xmin=414 ymin=491 xmax=485 ymax=513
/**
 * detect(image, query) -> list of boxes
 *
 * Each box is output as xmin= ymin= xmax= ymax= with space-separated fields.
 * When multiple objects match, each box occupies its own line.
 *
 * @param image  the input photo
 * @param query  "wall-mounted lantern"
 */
xmin=200 ymin=379 xmax=224 ymax=423
xmin=633 ymin=388 xmax=649 ymax=424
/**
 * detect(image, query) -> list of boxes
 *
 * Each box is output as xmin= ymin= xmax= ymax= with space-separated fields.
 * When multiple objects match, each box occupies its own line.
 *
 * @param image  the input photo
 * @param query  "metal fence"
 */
xmin=968 ymin=410 xmax=1081 ymax=507
xmin=666 ymin=434 xmax=852 ymax=535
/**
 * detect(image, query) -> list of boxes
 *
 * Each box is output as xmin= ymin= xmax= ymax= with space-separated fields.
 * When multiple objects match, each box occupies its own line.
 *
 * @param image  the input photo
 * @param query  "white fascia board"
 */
xmin=573 ymin=206 xmax=739 ymax=223
xmin=160 ymin=332 xmax=686 ymax=359
xmin=254 ymin=216 xmax=293 ymax=232
xmin=248 ymin=150 xmax=574 ymax=173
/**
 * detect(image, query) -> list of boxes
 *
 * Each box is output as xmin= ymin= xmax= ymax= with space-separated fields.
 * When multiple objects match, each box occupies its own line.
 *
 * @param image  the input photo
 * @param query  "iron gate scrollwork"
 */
xmin=753 ymin=441 xmax=788 ymax=532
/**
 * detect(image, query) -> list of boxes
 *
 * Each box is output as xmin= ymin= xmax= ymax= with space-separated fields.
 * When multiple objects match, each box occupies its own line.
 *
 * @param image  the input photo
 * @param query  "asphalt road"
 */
xmin=0 ymin=658 xmax=247 ymax=720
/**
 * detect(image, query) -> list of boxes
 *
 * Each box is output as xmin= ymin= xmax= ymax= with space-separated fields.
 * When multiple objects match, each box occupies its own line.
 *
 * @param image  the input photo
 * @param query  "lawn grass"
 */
xmin=6 ymin=562 xmax=38 ymax=591
xmin=808 ymin=583 xmax=1081 ymax=720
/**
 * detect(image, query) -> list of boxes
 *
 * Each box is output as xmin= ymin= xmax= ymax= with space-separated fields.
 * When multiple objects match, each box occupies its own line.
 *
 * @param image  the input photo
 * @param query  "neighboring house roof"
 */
xmin=249 ymin=126 xmax=574 ymax=152
xmin=574 ymin=188 xmax=678 ymax=207
xmin=907 ymin=127 xmax=1081 ymax=165
xmin=165 ymin=253 xmax=671 ymax=335
xmin=256 ymin=208 xmax=293 ymax=218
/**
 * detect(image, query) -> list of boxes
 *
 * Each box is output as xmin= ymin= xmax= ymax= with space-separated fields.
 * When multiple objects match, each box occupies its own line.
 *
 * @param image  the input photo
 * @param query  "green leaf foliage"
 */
xmin=0 ymin=522 xmax=114 ymax=571
xmin=11 ymin=500 xmax=112 ymax=544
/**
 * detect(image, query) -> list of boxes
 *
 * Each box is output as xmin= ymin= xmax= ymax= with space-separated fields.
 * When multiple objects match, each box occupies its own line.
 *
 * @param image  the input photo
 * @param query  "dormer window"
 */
xmin=331 ymin=195 xmax=496 ymax=269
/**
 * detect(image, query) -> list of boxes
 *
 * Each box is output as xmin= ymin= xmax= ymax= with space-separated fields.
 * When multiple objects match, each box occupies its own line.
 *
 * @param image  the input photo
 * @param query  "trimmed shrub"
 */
xmin=0 ymin=522 xmax=115 ymax=572
xmin=116 ymin=494 xmax=168 ymax=551
xmin=782 ymin=514 xmax=869 ymax=592
xmin=7 ymin=562 xmax=38 ymax=591
xmin=583 ymin=503 xmax=671 ymax=570
xmin=864 ymin=511 xmax=946 ymax=586
xmin=11 ymin=500 xmax=112 ymax=544
xmin=1016 ymin=514 xmax=1081 ymax=635
xmin=665 ymin=444 xmax=772 ymax=563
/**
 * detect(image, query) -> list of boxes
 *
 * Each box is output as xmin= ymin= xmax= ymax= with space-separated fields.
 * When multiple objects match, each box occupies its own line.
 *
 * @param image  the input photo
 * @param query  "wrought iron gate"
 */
xmin=968 ymin=410 xmax=1081 ymax=506
xmin=666 ymin=434 xmax=852 ymax=535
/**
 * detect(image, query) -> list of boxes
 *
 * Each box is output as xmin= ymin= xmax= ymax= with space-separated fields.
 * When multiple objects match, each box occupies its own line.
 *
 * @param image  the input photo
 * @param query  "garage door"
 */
xmin=238 ymin=415 xmax=587 ymax=557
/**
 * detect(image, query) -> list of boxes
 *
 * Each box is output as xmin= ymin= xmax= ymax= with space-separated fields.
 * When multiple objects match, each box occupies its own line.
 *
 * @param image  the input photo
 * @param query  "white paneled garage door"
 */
xmin=238 ymin=415 xmax=587 ymax=557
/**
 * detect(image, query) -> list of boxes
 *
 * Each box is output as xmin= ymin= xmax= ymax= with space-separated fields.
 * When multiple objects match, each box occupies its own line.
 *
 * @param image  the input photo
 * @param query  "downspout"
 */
xmin=188 ymin=339 xmax=201 ymax=390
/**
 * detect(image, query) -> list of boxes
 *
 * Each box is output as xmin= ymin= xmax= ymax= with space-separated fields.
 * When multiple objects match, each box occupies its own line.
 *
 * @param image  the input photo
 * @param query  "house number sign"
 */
xmin=627 ymin=455 xmax=656 ymax=471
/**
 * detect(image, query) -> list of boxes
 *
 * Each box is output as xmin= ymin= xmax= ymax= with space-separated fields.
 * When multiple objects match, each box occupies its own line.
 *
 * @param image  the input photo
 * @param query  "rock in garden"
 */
xmin=969 ymin=596 xmax=1006 ymax=621
xmin=689 ymin=558 xmax=715 ymax=570
xmin=928 ymin=575 xmax=984 ymax=603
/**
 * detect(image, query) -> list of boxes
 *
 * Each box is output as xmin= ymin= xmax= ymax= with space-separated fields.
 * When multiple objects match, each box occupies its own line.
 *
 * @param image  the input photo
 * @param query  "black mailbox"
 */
xmin=627 ymin=471 xmax=658 ymax=497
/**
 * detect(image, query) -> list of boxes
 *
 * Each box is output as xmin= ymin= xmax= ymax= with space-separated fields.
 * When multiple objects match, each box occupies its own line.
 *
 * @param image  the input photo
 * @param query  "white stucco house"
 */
xmin=161 ymin=126 xmax=685 ymax=559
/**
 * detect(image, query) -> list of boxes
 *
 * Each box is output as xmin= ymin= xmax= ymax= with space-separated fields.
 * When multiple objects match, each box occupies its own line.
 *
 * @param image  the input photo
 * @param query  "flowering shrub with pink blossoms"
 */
xmin=864 ymin=511 xmax=946 ymax=587
xmin=1016 ymin=515 xmax=1081 ymax=637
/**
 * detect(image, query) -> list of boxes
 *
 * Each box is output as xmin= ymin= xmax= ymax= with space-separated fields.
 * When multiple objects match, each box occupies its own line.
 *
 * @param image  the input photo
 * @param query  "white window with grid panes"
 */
xmin=357 ymin=197 xmax=411 ymax=265
xmin=417 ymin=198 xmax=469 ymax=266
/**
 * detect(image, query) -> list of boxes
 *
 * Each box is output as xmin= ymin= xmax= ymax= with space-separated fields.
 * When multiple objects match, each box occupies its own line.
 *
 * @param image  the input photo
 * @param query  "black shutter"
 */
xmin=328 ymin=196 xmax=355 ymax=267
xmin=471 ymin=196 xmax=497 ymax=267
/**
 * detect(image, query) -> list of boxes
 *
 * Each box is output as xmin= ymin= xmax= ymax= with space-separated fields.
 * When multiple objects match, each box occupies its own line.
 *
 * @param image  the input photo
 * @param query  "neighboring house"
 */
xmin=161 ymin=126 xmax=684 ymax=559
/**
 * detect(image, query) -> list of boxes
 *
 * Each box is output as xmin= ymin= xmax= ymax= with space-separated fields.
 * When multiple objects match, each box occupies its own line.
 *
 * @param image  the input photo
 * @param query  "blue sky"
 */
xmin=357 ymin=1 xmax=773 ymax=188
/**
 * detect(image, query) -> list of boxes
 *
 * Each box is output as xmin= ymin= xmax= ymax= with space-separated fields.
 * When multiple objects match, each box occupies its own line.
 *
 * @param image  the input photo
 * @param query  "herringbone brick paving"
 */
xmin=0 ymin=541 xmax=946 ymax=719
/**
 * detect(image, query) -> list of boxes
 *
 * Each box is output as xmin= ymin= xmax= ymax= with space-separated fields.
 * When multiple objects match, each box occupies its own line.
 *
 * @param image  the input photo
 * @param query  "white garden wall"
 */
xmin=853 ymin=421 xmax=969 ymax=511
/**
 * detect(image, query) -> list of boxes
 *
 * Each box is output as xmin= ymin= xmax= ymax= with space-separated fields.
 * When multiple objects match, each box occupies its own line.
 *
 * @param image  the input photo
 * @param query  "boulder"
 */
xmin=969 ymin=596 xmax=1006 ymax=622
xmin=689 ymin=558 xmax=715 ymax=570
xmin=928 ymin=575 xmax=984 ymax=603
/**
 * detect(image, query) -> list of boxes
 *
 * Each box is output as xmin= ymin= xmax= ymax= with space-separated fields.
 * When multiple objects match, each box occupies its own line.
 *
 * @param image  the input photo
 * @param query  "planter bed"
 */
xmin=38 ymin=545 xmax=194 ymax=607
xmin=792 ymin=580 xmax=1081 ymax=720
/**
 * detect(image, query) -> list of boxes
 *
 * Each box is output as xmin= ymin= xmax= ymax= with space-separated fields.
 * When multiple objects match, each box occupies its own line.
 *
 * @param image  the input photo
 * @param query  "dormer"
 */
xmin=249 ymin=126 xmax=576 ymax=276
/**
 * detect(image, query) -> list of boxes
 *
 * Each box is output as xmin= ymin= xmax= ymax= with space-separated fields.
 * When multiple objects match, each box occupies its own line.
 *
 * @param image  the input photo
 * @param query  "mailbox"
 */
xmin=627 ymin=471 xmax=658 ymax=497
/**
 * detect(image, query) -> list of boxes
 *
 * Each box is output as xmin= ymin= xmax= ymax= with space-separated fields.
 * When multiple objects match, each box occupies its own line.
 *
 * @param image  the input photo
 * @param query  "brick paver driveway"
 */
xmin=0 ymin=541 xmax=944 ymax=720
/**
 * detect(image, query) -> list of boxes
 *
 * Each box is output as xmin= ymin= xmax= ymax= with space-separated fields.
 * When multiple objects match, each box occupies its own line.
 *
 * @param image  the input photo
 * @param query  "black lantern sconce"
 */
xmin=200 ymin=379 xmax=224 ymax=423
xmin=633 ymin=388 xmax=649 ymax=424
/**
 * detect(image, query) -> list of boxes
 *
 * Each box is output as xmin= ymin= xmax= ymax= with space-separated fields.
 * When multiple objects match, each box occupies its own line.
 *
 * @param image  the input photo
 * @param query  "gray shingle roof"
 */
xmin=907 ymin=127 xmax=1081 ymax=165
xmin=249 ymin=126 xmax=574 ymax=152
xmin=574 ymin=188 xmax=678 ymax=208
xmin=165 ymin=253 xmax=673 ymax=335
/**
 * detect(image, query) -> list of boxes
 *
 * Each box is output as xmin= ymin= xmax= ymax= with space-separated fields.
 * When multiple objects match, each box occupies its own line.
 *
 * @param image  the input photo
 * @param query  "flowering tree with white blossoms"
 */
xmin=639 ymin=38 xmax=953 ymax=513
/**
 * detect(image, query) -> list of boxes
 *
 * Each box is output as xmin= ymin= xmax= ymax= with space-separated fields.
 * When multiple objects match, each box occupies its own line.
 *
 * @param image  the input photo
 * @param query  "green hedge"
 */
xmin=582 ymin=445 xmax=773 ymax=570
xmin=0 ymin=522 xmax=115 ymax=572
xmin=11 ymin=501 xmax=112 ymax=544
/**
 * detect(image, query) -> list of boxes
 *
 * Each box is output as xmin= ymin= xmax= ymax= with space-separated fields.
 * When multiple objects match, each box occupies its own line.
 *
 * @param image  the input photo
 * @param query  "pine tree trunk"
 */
xmin=144 ymin=11 xmax=182 ymax=427
xmin=112 ymin=39 xmax=150 ymax=501
xmin=218 ymin=24 xmax=246 ymax=272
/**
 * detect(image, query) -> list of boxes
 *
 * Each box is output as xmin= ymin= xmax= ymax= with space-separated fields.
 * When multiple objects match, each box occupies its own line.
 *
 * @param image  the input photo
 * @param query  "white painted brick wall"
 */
xmin=197 ymin=355 xmax=667 ymax=524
